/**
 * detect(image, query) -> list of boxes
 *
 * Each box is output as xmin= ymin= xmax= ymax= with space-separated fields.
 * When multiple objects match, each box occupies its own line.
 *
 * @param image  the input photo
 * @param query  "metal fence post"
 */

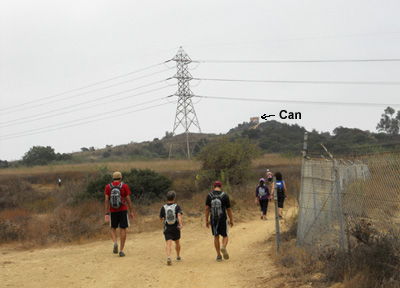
xmin=296 ymin=132 xmax=308 ymax=246
xmin=274 ymin=176 xmax=280 ymax=255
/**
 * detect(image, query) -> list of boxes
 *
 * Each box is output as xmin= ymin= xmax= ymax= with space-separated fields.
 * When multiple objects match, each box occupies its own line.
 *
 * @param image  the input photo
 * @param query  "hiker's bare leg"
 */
xmin=222 ymin=236 xmax=229 ymax=248
xmin=120 ymin=228 xmax=127 ymax=251
xmin=110 ymin=228 xmax=117 ymax=243
xmin=175 ymin=240 xmax=181 ymax=257
xmin=214 ymin=235 xmax=221 ymax=255
xmin=166 ymin=240 xmax=172 ymax=257
xmin=278 ymin=208 xmax=283 ymax=216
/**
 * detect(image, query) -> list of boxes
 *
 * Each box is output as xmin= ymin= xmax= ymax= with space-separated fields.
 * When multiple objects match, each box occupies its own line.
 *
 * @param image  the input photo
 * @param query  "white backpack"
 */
xmin=164 ymin=204 xmax=177 ymax=225
xmin=259 ymin=186 xmax=266 ymax=198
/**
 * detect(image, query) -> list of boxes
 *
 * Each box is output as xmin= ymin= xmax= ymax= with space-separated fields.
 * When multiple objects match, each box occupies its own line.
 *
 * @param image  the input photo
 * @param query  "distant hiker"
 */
xmin=159 ymin=191 xmax=183 ymax=266
xmin=255 ymin=178 xmax=270 ymax=220
xmin=205 ymin=181 xmax=234 ymax=262
xmin=104 ymin=171 xmax=134 ymax=257
xmin=58 ymin=178 xmax=62 ymax=187
xmin=266 ymin=169 xmax=273 ymax=184
xmin=271 ymin=172 xmax=287 ymax=219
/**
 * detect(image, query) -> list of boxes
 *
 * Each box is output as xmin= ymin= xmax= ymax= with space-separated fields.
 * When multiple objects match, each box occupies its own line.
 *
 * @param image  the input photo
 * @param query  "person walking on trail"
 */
xmin=159 ymin=191 xmax=183 ymax=266
xmin=271 ymin=172 xmax=287 ymax=219
xmin=104 ymin=171 xmax=134 ymax=257
xmin=255 ymin=178 xmax=270 ymax=220
xmin=205 ymin=181 xmax=234 ymax=262
xmin=266 ymin=169 xmax=273 ymax=184
xmin=58 ymin=178 xmax=61 ymax=187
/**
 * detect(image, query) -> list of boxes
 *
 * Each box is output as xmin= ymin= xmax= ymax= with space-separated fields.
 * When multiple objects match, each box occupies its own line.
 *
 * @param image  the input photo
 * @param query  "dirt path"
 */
xmin=1 ymin=208 xmax=295 ymax=288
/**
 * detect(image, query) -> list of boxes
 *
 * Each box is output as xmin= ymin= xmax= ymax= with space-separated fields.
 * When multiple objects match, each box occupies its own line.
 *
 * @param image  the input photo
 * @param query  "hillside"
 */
xmin=69 ymin=120 xmax=400 ymax=163
xmin=2 ymin=119 xmax=400 ymax=167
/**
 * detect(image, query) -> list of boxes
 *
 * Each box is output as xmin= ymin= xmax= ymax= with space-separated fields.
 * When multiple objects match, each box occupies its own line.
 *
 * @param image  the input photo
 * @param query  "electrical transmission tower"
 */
xmin=169 ymin=47 xmax=202 ymax=159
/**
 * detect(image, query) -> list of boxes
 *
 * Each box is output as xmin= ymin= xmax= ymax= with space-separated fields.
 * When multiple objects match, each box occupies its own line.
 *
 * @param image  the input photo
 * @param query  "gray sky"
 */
xmin=1 ymin=0 xmax=400 ymax=161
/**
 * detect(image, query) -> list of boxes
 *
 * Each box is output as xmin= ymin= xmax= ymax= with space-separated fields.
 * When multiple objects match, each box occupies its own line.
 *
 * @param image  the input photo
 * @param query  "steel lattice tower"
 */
xmin=169 ymin=47 xmax=202 ymax=159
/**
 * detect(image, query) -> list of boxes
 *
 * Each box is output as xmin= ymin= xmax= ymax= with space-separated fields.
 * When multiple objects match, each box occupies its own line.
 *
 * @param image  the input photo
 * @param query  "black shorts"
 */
xmin=211 ymin=219 xmax=228 ymax=237
xmin=164 ymin=225 xmax=181 ymax=241
xmin=277 ymin=193 xmax=285 ymax=209
xmin=267 ymin=178 xmax=272 ymax=182
xmin=110 ymin=210 xmax=130 ymax=229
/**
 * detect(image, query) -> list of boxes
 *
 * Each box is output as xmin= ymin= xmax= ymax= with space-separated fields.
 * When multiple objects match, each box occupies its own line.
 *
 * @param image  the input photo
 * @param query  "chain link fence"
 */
xmin=296 ymin=136 xmax=400 ymax=254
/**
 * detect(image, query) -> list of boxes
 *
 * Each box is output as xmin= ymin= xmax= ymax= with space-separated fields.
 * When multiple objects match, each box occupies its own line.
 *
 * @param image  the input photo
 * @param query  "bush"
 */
xmin=0 ymin=180 xmax=40 ymax=210
xmin=49 ymin=201 xmax=104 ymax=242
xmin=321 ymin=219 xmax=400 ymax=287
xmin=0 ymin=209 xmax=31 ymax=243
xmin=197 ymin=137 xmax=259 ymax=187
xmin=83 ymin=168 xmax=173 ymax=204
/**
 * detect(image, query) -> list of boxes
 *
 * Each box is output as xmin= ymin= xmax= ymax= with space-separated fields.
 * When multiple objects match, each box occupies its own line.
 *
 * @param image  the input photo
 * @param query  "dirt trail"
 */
xmin=1 ymin=208 xmax=295 ymax=288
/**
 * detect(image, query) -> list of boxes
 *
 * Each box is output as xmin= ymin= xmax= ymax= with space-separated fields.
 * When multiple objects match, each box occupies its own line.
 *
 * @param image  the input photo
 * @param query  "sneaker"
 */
xmin=177 ymin=256 xmax=182 ymax=262
xmin=167 ymin=257 xmax=172 ymax=265
xmin=119 ymin=251 xmax=125 ymax=257
xmin=216 ymin=255 xmax=222 ymax=262
xmin=260 ymin=216 xmax=263 ymax=219
xmin=113 ymin=243 xmax=118 ymax=254
xmin=221 ymin=246 xmax=229 ymax=260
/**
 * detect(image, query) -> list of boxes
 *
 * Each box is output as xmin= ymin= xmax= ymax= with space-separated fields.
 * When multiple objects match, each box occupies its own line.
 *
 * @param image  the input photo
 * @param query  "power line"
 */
xmin=193 ymin=77 xmax=400 ymax=85
xmin=0 ymin=97 xmax=175 ymax=140
xmin=0 ymin=79 xmax=174 ymax=125
xmin=192 ymin=58 xmax=400 ymax=64
xmin=192 ymin=95 xmax=400 ymax=107
xmin=1 ymin=72 xmax=172 ymax=116
xmin=0 ymin=60 xmax=172 ymax=113
xmin=0 ymin=85 xmax=171 ymax=128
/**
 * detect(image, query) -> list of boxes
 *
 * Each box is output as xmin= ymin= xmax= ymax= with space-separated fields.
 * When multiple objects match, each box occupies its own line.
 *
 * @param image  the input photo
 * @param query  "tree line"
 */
xmin=1 ymin=106 xmax=399 ymax=167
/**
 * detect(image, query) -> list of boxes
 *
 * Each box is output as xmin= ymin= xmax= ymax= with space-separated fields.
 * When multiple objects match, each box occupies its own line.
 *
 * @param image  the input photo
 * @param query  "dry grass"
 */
xmin=269 ymin=214 xmax=400 ymax=288
xmin=0 ymin=159 xmax=202 ymax=177
xmin=252 ymin=153 xmax=301 ymax=168
xmin=0 ymin=153 xmax=300 ymax=250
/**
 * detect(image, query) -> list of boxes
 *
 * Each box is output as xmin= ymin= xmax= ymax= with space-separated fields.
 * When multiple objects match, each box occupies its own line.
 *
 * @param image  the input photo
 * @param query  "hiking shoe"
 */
xmin=216 ymin=255 xmax=222 ymax=262
xmin=113 ymin=243 xmax=118 ymax=254
xmin=119 ymin=251 xmax=125 ymax=257
xmin=221 ymin=246 xmax=229 ymax=260
xmin=167 ymin=257 xmax=172 ymax=265
xmin=177 ymin=256 xmax=182 ymax=262
xmin=260 ymin=216 xmax=263 ymax=219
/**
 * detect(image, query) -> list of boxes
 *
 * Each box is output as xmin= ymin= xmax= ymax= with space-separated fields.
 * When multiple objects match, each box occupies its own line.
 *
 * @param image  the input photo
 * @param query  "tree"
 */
xmin=22 ymin=146 xmax=57 ymax=166
xmin=0 ymin=160 xmax=8 ymax=169
xmin=196 ymin=137 xmax=259 ymax=187
xmin=376 ymin=106 xmax=400 ymax=135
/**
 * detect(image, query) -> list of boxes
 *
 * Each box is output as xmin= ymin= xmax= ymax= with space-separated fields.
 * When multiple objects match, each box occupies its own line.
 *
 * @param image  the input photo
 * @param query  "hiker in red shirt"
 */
xmin=104 ymin=171 xmax=134 ymax=257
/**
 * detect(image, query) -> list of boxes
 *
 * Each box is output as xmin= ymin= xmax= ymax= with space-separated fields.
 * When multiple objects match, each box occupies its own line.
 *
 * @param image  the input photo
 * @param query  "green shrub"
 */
xmin=196 ymin=137 xmax=259 ymax=186
xmin=83 ymin=168 xmax=173 ymax=204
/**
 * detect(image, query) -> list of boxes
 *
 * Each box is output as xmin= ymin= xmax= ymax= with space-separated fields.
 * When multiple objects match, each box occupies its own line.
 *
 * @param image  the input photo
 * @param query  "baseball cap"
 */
xmin=113 ymin=171 xmax=122 ymax=180
xmin=213 ymin=181 xmax=222 ymax=188
xmin=260 ymin=178 xmax=265 ymax=182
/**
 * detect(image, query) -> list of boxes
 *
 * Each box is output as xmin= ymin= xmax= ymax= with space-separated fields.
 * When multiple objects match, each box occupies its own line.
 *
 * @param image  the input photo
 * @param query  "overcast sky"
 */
xmin=1 ymin=0 xmax=400 ymax=161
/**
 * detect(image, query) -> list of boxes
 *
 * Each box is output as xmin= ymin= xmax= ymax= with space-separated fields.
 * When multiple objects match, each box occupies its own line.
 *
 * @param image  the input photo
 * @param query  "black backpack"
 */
xmin=210 ymin=192 xmax=225 ymax=221
xmin=109 ymin=182 xmax=125 ymax=209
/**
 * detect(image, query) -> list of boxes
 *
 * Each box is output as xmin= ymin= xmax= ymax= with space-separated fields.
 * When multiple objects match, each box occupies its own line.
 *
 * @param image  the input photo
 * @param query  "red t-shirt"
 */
xmin=104 ymin=181 xmax=131 ymax=212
